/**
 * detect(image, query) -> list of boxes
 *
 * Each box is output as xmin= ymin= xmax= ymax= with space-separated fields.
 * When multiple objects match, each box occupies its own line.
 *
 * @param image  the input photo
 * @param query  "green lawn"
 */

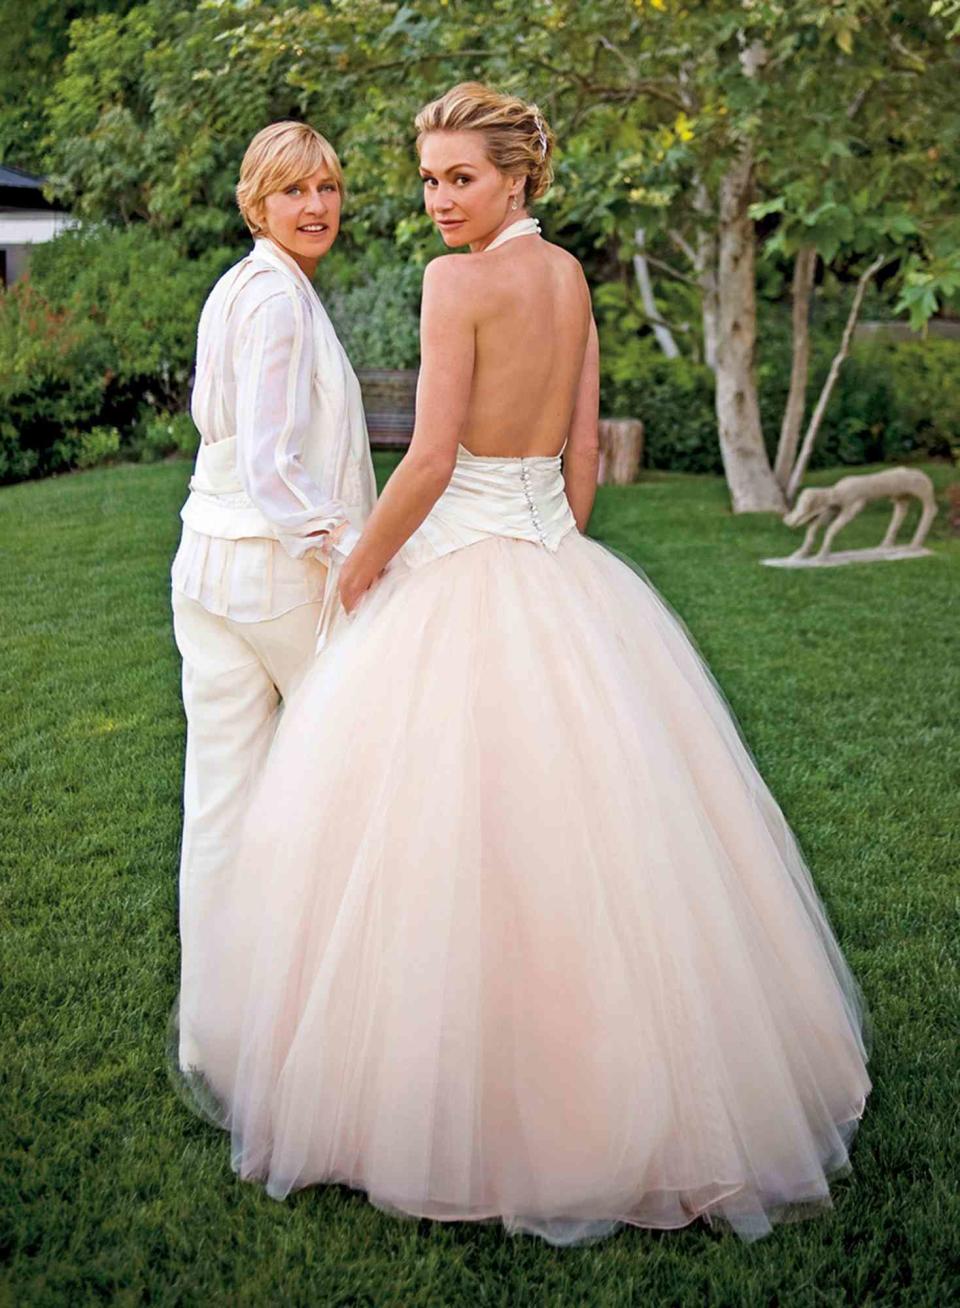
xmin=2 ymin=456 xmax=958 ymax=1306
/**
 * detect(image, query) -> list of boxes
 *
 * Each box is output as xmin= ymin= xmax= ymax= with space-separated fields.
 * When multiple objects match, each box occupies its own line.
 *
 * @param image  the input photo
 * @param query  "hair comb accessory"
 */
xmin=533 ymin=114 xmax=548 ymax=161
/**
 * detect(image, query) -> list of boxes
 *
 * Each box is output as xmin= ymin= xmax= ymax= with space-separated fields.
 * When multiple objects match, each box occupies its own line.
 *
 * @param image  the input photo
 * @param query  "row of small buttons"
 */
xmin=519 ymin=459 xmax=548 ymax=546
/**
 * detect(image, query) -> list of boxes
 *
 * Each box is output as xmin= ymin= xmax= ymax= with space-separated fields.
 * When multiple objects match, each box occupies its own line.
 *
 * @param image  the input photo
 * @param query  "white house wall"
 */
xmin=0 ymin=208 xmax=77 ymax=244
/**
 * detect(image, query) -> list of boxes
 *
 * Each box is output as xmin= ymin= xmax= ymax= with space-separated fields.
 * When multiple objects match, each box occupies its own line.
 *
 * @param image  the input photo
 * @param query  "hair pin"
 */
xmin=532 ymin=114 xmax=549 ymax=161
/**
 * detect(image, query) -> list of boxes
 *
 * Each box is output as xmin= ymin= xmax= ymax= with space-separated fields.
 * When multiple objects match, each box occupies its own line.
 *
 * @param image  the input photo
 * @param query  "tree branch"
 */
xmin=641 ymin=252 xmax=701 ymax=287
xmin=668 ymin=228 xmax=698 ymax=266
xmin=634 ymin=228 xmax=681 ymax=357
xmin=785 ymin=254 xmax=887 ymax=504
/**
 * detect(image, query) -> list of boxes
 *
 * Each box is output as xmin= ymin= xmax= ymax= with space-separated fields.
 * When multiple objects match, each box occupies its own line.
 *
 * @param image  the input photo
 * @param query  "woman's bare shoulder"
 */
xmin=422 ymin=242 xmax=588 ymax=314
xmin=421 ymin=253 xmax=491 ymax=318
xmin=543 ymin=240 xmax=590 ymax=286
xmin=423 ymin=252 xmax=485 ymax=286
xmin=542 ymin=238 xmax=582 ymax=266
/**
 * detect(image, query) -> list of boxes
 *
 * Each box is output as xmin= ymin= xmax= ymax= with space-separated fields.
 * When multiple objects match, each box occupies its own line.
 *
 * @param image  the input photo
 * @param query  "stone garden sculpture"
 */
xmin=764 ymin=467 xmax=938 ymax=568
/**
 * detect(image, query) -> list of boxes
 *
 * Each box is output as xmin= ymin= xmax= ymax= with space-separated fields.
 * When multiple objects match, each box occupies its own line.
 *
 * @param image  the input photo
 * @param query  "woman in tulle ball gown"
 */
xmin=171 ymin=82 xmax=871 ymax=1245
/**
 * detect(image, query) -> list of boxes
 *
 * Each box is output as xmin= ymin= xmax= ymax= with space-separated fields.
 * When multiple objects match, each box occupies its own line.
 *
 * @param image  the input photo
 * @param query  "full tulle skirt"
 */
xmin=171 ymin=530 xmax=870 ymax=1244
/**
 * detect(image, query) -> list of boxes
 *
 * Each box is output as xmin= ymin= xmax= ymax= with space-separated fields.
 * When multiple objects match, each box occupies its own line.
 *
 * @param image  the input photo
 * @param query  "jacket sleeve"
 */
xmin=232 ymin=288 xmax=360 ymax=560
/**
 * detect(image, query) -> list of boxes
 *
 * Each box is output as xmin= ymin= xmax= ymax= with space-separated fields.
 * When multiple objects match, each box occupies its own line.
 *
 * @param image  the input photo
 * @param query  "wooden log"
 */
xmin=597 ymin=419 xmax=644 ymax=485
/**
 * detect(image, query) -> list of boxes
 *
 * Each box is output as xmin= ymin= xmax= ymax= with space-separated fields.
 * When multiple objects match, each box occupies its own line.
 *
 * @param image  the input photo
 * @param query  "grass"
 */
xmin=1 ymin=454 xmax=958 ymax=1306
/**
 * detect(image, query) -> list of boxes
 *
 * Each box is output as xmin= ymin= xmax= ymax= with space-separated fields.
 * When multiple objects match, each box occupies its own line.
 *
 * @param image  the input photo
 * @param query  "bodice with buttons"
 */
xmin=399 ymin=444 xmax=577 ymax=571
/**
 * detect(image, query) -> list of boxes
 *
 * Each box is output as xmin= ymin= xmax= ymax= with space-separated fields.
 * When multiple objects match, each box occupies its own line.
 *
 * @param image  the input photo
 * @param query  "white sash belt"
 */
xmin=182 ymin=435 xmax=345 ymax=648
xmin=180 ymin=437 xmax=282 ymax=542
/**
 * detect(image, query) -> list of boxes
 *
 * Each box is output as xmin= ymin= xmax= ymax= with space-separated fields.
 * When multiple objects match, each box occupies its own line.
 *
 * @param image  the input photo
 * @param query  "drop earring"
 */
xmin=510 ymin=196 xmax=519 ymax=210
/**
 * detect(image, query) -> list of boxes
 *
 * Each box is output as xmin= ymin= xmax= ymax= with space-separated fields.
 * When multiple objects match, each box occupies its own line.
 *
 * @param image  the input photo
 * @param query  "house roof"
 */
xmin=0 ymin=163 xmax=46 ymax=189
xmin=0 ymin=163 xmax=57 ymax=211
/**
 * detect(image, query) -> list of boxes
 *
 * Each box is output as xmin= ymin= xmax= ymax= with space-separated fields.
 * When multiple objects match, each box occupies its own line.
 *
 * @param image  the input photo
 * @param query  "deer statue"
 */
xmin=782 ymin=467 xmax=938 ymax=562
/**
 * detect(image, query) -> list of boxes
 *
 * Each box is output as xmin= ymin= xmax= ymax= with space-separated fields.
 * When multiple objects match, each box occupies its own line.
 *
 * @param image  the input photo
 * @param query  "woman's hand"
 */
xmin=338 ymin=554 xmax=376 ymax=614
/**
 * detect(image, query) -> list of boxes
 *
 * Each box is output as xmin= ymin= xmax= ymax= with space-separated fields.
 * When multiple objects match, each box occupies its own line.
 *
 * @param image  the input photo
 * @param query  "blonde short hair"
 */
xmin=414 ymin=82 xmax=555 ymax=205
xmin=236 ymin=121 xmax=344 ymax=235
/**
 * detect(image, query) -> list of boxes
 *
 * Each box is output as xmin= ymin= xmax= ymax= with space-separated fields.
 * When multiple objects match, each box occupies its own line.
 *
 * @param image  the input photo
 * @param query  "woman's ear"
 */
xmin=250 ymin=200 xmax=267 ymax=235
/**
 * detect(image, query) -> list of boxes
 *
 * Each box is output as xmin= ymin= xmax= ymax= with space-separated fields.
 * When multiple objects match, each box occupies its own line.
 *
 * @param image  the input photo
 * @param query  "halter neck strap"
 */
xmin=485 ymin=218 xmax=542 ymax=252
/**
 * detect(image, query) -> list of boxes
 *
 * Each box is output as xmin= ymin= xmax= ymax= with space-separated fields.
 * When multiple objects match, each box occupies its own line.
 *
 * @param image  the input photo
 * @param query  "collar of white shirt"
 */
xmin=251 ymin=236 xmax=318 ymax=301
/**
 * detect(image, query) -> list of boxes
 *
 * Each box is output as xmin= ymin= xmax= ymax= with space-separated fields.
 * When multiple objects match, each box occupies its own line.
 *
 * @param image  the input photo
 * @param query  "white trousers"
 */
xmin=172 ymin=591 xmax=322 ymax=1069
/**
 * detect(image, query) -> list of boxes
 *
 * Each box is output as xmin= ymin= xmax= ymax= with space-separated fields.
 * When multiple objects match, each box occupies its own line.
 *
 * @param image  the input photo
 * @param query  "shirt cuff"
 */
xmin=330 ymin=524 xmax=361 ymax=559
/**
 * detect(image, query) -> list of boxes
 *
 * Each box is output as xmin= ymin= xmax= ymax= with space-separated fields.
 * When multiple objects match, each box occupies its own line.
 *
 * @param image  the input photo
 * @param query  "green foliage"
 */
xmin=760 ymin=328 xmax=960 ymax=470
xmin=0 ymin=226 xmax=230 ymax=482
xmin=595 ymin=278 xmax=721 ymax=472
xmin=324 ymin=251 xmax=422 ymax=370
xmin=895 ymin=241 xmax=960 ymax=329
xmin=0 ymin=0 xmax=138 ymax=169
xmin=36 ymin=422 xmax=123 ymax=472
xmin=43 ymin=1 xmax=327 ymax=253
xmin=38 ymin=0 xmax=954 ymax=295
xmin=931 ymin=0 xmax=960 ymax=38
xmin=598 ymin=274 xmax=960 ymax=474
xmin=0 ymin=420 xmax=38 ymax=483
xmin=27 ymin=226 xmax=232 ymax=409
xmin=0 ymin=275 xmax=114 ymax=481
xmin=844 ymin=338 xmax=960 ymax=461
xmin=133 ymin=411 xmax=201 ymax=463
xmin=75 ymin=424 xmax=122 ymax=469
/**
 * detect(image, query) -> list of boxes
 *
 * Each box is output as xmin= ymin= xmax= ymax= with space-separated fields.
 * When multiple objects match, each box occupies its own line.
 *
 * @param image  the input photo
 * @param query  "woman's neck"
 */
xmin=258 ymin=234 xmax=318 ymax=280
xmin=469 ymin=211 xmax=534 ymax=254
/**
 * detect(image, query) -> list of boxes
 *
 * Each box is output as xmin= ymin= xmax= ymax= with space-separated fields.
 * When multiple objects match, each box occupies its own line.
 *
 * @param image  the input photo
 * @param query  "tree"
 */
xmin=221 ymin=0 xmax=957 ymax=510
xmin=0 ymin=0 xmax=138 ymax=169
xmin=37 ymin=0 xmax=960 ymax=509
xmin=43 ymin=1 xmax=323 ymax=250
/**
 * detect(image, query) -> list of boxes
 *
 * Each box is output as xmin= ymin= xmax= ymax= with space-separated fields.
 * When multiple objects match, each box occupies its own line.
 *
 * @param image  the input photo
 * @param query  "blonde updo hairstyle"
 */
xmin=414 ymin=82 xmax=555 ymax=205
xmin=236 ymin=120 xmax=344 ymax=236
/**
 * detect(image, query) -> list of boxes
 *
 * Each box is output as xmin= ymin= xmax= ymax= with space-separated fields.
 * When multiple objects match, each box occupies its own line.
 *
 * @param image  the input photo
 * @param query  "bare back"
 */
xmin=451 ymin=237 xmax=592 ymax=459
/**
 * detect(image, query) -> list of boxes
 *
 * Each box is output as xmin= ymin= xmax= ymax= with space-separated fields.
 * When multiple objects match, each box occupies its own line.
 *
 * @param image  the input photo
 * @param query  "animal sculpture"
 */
xmin=783 ymin=467 xmax=937 ymax=560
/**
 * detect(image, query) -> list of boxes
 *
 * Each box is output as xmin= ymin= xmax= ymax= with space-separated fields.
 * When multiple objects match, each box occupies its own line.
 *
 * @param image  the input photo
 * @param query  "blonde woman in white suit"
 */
xmin=170 ymin=121 xmax=377 ymax=1071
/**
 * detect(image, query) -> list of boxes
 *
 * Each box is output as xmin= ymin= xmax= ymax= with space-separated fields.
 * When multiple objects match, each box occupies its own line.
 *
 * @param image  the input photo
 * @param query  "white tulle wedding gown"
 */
xmin=171 ymin=441 xmax=871 ymax=1245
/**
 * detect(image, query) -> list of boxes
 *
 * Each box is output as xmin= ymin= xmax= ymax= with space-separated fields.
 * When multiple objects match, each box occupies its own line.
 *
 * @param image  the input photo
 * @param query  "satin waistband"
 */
xmin=180 ymin=436 xmax=282 ymax=541
xmin=401 ymin=445 xmax=576 ymax=568
xmin=189 ymin=437 xmax=244 ymax=496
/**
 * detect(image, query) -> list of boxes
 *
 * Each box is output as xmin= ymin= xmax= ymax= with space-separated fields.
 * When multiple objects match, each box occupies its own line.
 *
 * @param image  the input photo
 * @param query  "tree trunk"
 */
xmin=694 ymin=180 xmax=719 ymax=371
xmin=633 ymin=229 xmax=680 ymax=359
xmin=774 ymin=245 xmax=817 ymax=489
xmin=714 ymin=150 xmax=785 ymax=513
xmin=785 ymin=254 xmax=885 ymax=504
xmin=667 ymin=185 xmax=717 ymax=368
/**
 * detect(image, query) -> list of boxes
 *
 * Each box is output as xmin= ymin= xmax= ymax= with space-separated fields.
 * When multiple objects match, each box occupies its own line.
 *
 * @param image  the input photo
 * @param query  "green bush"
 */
xmin=0 ymin=420 xmax=39 ymax=482
xmin=76 ymin=425 xmax=122 ymax=469
xmin=598 ymin=277 xmax=960 ymax=474
xmin=594 ymin=281 xmax=721 ymax=473
xmin=323 ymin=248 xmax=422 ymax=370
xmin=0 ymin=275 xmax=114 ymax=480
xmin=131 ymin=411 xmax=200 ymax=463
xmin=842 ymin=338 xmax=960 ymax=461
xmin=758 ymin=332 xmax=960 ymax=470
xmin=0 ymin=225 xmax=233 ymax=483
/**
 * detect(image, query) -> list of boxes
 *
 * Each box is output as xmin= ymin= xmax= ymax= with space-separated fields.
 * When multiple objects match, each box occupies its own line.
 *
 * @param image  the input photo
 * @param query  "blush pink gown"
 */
xmin=171 ymin=444 xmax=871 ymax=1244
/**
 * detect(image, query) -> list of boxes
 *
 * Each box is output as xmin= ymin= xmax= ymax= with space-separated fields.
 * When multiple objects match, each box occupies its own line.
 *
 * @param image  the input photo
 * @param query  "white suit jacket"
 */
xmin=173 ymin=238 xmax=377 ymax=626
